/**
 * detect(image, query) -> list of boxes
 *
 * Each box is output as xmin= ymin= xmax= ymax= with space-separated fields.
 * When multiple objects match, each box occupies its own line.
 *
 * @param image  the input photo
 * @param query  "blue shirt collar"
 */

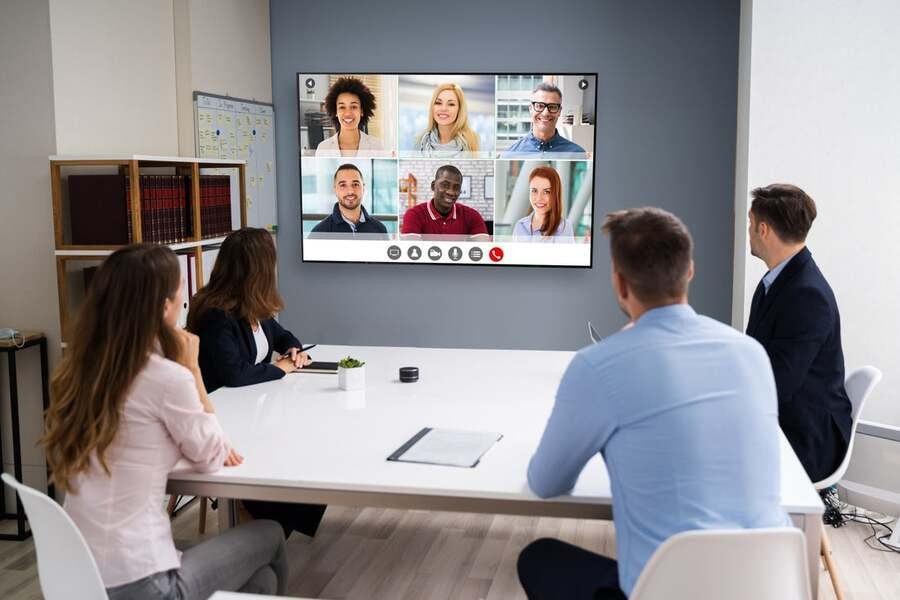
xmin=635 ymin=303 xmax=696 ymax=325
xmin=762 ymin=250 xmax=799 ymax=293
xmin=524 ymin=130 xmax=566 ymax=150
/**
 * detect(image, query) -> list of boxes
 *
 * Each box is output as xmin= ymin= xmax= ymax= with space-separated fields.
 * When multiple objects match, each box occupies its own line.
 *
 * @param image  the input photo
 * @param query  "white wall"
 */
xmin=0 ymin=0 xmax=58 ymax=501
xmin=735 ymin=0 xmax=900 ymax=428
xmin=0 ymin=0 xmax=272 ymax=504
xmin=175 ymin=0 xmax=272 ymax=154
xmin=48 ymin=0 xmax=179 ymax=155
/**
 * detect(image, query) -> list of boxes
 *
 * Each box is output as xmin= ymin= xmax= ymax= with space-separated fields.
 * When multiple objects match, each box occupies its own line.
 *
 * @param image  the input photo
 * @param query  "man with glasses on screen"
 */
xmin=311 ymin=163 xmax=388 ymax=236
xmin=501 ymin=82 xmax=586 ymax=157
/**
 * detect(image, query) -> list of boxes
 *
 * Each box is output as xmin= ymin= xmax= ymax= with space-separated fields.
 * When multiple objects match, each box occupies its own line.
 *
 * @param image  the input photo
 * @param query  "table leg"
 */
xmin=217 ymin=498 xmax=237 ymax=531
xmin=796 ymin=513 xmax=821 ymax=599
xmin=39 ymin=338 xmax=53 ymax=500
xmin=7 ymin=352 xmax=27 ymax=539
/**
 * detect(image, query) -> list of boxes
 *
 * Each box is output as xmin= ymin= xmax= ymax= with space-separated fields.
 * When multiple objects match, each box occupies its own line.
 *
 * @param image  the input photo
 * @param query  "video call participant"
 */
xmin=519 ymin=208 xmax=787 ymax=599
xmin=512 ymin=166 xmax=575 ymax=242
xmin=746 ymin=184 xmax=852 ymax=489
xmin=501 ymin=82 xmax=586 ymax=156
xmin=41 ymin=245 xmax=288 ymax=599
xmin=316 ymin=77 xmax=384 ymax=156
xmin=311 ymin=163 xmax=388 ymax=236
xmin=414 ymin=83 xmax=480 ymax=156
xmin=400 ymin=165 xmax=489 ymax=240
xmin=187 ymin=228 xmax=327 ymax=540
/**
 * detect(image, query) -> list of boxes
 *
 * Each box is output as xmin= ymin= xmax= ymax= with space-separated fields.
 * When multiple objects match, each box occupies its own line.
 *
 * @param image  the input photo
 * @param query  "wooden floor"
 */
xmin=2 ymin=500 xmax=899 ymax=599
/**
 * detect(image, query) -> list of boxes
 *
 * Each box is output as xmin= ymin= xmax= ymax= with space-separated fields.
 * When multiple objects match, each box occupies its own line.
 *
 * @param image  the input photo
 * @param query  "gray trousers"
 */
xmin=107 ymin=519 xmax=288 ymax=600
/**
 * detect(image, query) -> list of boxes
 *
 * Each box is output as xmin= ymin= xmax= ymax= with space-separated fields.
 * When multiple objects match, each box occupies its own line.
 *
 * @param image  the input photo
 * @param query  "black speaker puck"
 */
xmin=399 ymin=366 xmax=419 ymax=382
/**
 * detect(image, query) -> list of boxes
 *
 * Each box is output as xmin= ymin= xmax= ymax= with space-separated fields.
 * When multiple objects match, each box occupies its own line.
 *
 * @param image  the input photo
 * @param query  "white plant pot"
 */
xmin=338 ymin=365 xmax=365 ymax=390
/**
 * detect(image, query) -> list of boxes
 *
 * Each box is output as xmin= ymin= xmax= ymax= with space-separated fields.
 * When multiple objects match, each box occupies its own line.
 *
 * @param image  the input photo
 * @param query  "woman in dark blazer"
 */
xmin=187 ymin=227 xmax=325 ymax=538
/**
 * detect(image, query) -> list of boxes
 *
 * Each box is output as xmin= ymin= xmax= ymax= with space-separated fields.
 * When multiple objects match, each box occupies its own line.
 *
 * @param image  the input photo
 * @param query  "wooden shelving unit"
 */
xmin=49 ymin=155 xmax=247 ymax=344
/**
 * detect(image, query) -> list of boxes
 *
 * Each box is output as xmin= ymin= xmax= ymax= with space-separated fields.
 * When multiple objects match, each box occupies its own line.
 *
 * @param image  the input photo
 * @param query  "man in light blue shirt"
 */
xmin=518 ymin=208 xmax=788 ymax=599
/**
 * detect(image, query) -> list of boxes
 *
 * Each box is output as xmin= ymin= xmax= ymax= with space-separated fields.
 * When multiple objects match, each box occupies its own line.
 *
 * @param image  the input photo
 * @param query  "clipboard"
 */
xmin=387 ymin=427 xmax=503 ymax=468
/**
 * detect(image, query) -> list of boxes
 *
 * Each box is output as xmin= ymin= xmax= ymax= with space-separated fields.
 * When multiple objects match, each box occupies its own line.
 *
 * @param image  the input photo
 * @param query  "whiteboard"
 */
xmin=194 ymin=92 xmax=277 ymax=232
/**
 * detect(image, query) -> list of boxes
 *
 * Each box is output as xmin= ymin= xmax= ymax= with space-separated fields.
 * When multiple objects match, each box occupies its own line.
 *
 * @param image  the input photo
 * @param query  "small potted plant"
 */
xmin=338 ymin=356 xmax=366 ymax=390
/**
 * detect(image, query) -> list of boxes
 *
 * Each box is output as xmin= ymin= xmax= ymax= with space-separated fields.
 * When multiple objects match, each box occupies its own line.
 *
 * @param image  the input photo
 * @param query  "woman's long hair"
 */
xmin=419 ymin=83 xmax=480 ymax=151
xmin=528 ymin=166 xmax=563 ymax=236
xmin=41 ymin=245 xmax=181 ymax=492
xmin=187 ymin=227 xmax=283 ymax=330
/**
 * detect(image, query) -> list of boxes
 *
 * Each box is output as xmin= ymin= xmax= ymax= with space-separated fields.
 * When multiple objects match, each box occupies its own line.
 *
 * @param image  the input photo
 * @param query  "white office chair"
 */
xmin=812 ymin=365 xmax=882 ymax=600
xmin=1 ymin=473 xmax=107 ymax=600
xmin=816 ymin=366 xmax=882 ymax=491
xmin=629 ymin=527 xmax=811 ymax=600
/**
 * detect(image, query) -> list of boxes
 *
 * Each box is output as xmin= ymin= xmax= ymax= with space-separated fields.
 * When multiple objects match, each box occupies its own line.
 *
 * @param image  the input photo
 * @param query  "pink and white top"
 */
xmin=64 ymin=352 xmax=230 ymax=588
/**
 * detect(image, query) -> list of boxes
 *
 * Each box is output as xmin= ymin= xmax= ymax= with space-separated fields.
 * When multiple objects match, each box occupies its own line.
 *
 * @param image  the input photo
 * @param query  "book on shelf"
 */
xmin=67 ymin=172 xmax=233 ymax=246
xmin=68 ymin=174 xmax=131 ymax=245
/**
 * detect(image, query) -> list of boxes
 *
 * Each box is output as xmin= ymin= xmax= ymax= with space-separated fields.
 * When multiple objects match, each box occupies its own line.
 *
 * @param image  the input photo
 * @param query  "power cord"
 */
xmin=835 ymin=503 xmax=900 ymax=554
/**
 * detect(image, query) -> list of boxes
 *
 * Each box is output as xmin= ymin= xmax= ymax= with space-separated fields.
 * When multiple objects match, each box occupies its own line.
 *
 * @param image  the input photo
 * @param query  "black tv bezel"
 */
xmin=296 ymin=71 xmax=598 ymax=270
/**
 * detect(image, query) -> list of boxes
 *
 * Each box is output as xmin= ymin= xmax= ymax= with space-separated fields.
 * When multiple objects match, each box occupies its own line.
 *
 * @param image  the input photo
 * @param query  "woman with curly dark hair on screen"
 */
xmin=315 ymin=76 xmax=385 ymax=156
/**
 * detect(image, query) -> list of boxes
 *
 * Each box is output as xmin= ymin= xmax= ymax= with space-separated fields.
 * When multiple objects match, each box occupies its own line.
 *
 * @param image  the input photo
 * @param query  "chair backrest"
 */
xmin=815 ymin=365 xmax=882 ymax=489
xmin=629 ymin=527 xmax=810 ymax=600
xmin=1 ymin=473 xmax=107 ymax=600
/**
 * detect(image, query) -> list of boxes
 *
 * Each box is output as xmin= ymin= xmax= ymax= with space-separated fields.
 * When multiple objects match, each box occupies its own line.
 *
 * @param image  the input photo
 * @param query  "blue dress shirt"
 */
xmin=527 ymin=304 xmax=789 ymax=594
xmin=762 ymin=251 xmax=798 ymax=293
xmin=512 ymin=216 xmax=575 ymax=241
xmin=501 ymin=130 xmax=586 ymax=156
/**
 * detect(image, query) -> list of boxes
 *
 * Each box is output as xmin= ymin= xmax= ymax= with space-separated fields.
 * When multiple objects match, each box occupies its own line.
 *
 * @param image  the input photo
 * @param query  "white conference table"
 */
xmin=168 ymin=345 xmax=824 ymax=595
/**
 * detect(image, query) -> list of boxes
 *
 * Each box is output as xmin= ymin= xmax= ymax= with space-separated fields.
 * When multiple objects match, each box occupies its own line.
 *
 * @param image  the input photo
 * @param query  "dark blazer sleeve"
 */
xmin=764 ymin=285 xmax=835 ymax=404
xmin=196 ymin=309 xmax=285 ymax=391
xmin=263 ymin=317 xmax=301 ymax=355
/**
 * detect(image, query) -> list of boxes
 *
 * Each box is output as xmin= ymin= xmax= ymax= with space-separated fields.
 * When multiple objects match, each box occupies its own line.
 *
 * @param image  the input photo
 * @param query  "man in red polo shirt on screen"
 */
xmin=400 ymin=165 xmax=490 ymax=240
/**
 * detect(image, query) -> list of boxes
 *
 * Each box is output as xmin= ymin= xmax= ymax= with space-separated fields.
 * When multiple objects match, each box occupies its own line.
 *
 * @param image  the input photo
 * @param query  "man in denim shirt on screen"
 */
xmin=518 ymin=208 xmax=788 ymax=599
xmin=501 ymin=82 xmax=586 ymax=157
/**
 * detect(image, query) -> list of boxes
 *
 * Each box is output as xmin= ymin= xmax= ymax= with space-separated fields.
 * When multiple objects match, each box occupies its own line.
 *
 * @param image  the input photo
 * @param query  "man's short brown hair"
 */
xmin=750 ymin=184 xmax=817 ymax=244
xmin=601 ymin=207 xmax=693 ymax=304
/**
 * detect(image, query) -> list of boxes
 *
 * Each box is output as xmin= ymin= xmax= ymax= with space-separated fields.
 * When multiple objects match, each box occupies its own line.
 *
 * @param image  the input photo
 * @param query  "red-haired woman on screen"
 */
xmin=512 ymin=166 xmax=575 ymax=242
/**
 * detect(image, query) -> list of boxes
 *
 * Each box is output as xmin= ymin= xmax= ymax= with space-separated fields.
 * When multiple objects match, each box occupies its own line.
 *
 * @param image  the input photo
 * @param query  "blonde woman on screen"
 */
xmin=414 ymin=83 xmax=480 ymax=156
xmin=513 ymin=166 xmax=575 ymax=242
xmin=40 ymin=244 xmax=287 ymax=600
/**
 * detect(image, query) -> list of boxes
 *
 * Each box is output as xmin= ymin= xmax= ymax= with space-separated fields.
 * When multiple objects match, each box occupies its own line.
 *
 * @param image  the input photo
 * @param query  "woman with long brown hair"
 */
xmin=512 ymin=165 xmax=575 ymax=242
xmin=41 ymin=244 xmax=287 ymax=599
xmin=187 ymin=227 xmax=311 ymax=392
xmin=187 ymin=227 xmax=325 ymax=539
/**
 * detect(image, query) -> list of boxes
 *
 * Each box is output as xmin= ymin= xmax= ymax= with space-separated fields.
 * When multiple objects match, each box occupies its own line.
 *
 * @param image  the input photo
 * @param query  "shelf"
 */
xmin=49 ymin=154 xmax=245 ymax=167
xmin=50 ymin=156 xmax=247 ymax=342
xmin=54 ymin=236 xmax=228 ymax=257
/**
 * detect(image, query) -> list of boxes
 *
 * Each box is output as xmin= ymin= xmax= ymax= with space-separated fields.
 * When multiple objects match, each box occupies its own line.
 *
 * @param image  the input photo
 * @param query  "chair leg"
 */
xmin=198 ymin=496 xmax=207 ymax=535
xmin=820 ymin=523 xmax=846 ymax=600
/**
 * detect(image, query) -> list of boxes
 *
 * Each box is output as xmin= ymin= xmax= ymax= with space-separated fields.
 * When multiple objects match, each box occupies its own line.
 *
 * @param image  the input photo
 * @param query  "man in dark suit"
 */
xmin=746 ymin=184 xmax=851 ymax=488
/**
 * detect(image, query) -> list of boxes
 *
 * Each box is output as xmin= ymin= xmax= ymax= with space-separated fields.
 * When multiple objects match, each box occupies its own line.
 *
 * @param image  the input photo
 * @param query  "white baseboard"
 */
xmin=839 ymin=421 xmax=900 ymax=516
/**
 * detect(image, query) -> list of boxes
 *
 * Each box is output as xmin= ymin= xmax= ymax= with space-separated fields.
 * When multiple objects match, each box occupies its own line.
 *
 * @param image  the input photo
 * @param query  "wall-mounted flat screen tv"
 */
xmin=298 ymin=73 xmax=597 ymax=267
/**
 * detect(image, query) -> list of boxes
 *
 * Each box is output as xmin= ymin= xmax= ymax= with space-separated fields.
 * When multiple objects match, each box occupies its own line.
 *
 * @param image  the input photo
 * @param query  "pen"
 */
xmin=300 ymin=344 xmax=317 ymax=352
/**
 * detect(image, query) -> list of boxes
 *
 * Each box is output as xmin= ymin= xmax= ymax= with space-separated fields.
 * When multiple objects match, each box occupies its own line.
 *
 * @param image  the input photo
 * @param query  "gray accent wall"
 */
xmin=270 ymin=0 xmax=740 ymax=350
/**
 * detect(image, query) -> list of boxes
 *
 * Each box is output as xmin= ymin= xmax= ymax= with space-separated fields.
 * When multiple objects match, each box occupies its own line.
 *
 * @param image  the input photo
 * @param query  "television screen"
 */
xmin=298 ymin=73 xmax=596 ymax=267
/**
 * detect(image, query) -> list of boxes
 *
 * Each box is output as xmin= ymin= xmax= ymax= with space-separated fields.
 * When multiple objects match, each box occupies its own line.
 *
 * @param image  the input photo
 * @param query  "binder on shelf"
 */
xmin=201 ymin=246 xmax=220 ymax=286
xmin=176 ymin=253 xmax=190 ymax=328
